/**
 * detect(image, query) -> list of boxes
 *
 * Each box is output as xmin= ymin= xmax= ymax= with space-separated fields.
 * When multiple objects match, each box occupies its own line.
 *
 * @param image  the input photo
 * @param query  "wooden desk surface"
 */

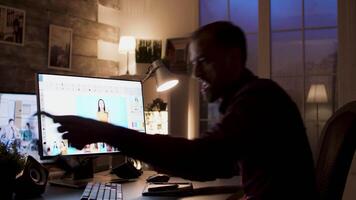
xmin=30 ymin=171 xmax=241 ymax=200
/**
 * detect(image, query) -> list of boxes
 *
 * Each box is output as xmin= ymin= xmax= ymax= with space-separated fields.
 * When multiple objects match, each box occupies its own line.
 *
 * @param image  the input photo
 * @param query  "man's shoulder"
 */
xmin=219 ymin=77 xmax=291 ymax=113
xmin=228 ymin=78 xmax=292 ymax=109
xmin=249 ymin=78 xmax=279 ymax=88
xmin=237 ymin=78 xmax=282 ymax=96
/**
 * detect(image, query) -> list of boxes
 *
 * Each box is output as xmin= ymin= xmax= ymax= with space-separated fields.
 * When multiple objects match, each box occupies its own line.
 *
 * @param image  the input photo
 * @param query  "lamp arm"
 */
xmin=142 ymin=64 xmax=159 ymax=83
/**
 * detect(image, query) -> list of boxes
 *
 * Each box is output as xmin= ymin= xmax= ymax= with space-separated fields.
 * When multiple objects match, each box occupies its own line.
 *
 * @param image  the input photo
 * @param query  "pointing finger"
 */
xmin=35 ymin=111 xmax=63 ymax=123
xmin=35 ymin=111 xmax=78 ymax=124
xmin=34 ymin=111 xmax=55 ymax=119
xmin=57 ymin=126 xmax=68 ymax=133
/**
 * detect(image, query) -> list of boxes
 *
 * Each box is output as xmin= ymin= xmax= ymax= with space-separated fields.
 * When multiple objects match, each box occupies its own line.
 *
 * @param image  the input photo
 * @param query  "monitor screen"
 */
xmin=0 ymin=92 xmax=41 ymax=161
xmin=37 ymin=73 xmax=146 ymax=158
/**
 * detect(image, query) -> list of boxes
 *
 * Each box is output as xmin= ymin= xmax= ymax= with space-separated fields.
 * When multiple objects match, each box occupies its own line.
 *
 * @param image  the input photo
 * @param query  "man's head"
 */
xmin=189 ymin=21 xmax=247 ymax=102
xmin=8 ymin=119 xmax=14 ymax=125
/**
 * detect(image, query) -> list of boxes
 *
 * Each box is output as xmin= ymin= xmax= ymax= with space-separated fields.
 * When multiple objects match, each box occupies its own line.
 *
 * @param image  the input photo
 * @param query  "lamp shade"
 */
xmin=152 ymin=60 xmax=179 ymax=92
xmin=118 ymin=36 xmax=136 ymax=53
xmin=307 ymin=84 xmax=328 ymax=103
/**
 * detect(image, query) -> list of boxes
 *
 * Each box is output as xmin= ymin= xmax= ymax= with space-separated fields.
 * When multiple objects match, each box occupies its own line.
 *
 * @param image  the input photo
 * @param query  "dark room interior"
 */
xmin=0 ymin=0 xmax=355 ymax=199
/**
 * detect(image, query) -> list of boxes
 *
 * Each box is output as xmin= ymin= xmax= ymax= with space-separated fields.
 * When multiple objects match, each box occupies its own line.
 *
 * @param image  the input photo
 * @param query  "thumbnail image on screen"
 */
xmin=37 ymin=74 xmax=146 ymax=157
xmin=0 ymin=93 xmax=41 ymax=161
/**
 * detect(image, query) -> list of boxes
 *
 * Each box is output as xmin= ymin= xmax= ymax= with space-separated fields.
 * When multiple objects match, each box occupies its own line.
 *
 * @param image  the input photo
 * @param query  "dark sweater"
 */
xmin=108 ymin=69 xmax=318 ymax=200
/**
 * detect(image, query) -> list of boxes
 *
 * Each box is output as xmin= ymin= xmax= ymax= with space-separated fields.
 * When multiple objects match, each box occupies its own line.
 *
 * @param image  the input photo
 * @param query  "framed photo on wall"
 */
xmin=165 ymin=37 xmax=190 ymax=73
xmin=0 ymin=5 xmax=25 ymax=46
xmin=48 ymin=25 xmax=72 ymax=70
xmin=166 ymin=37 xmax=189 ymax=73
xmin=136 ymin=38 xmax=162 ymax=63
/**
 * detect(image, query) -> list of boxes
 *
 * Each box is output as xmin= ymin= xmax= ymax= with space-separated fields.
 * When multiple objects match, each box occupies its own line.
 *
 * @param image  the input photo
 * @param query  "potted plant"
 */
xmin=146 ymin=98 xmax=167 ymax=111
xmin=0 ymin=142 xmax=25 ymax=199
xmin=144 ymin=98 xmax=169 ymax=135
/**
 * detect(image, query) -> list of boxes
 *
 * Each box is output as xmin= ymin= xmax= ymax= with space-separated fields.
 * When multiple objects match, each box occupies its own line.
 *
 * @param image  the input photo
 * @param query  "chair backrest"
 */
xmin=316 ymin=101 xmax=356 ymax=200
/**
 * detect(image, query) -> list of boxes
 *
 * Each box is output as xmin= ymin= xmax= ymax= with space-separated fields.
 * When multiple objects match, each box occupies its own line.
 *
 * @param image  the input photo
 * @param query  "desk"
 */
xmin=31 ymin=171 xmax=241 ymax=200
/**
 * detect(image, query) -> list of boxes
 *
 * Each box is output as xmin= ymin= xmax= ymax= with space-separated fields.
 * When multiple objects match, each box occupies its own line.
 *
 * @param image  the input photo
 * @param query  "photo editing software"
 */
xmin=37 ymin=74 xmax=146 ymax=157
xmin=0 ymin=93 xmax=41 ymax=161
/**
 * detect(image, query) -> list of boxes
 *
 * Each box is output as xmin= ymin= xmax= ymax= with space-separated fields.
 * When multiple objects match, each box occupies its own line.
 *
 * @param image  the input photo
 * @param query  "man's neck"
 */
xmin=219 ymin=68 xmax=256 ymax=113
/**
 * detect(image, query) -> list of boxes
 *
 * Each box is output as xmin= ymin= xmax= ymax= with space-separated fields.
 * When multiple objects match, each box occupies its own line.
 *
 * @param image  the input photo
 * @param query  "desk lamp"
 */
xmin=307 ymin=83 xmax=328 ymax=135
xmin=131 ymin=59 xmax=178 ymax=174
xmin=142 ymin=59 xmax=179 ymax=92
xmin=118 ymin=36 xmax=136 ymax=75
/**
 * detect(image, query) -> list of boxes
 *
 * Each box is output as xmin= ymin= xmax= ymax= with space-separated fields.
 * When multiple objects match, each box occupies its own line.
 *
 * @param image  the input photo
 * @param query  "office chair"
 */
xmin=315 ymin=101 xmax=356 ymax=200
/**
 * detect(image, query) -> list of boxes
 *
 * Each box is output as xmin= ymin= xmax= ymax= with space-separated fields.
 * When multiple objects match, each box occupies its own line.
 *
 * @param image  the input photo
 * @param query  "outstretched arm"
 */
xmin=39 ymin=112 xmax=239 ymax=181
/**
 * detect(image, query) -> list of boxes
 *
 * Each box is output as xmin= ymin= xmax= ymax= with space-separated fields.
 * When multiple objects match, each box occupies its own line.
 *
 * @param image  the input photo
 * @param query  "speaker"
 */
xmin=112 ymin=158 xmax=142 ymax=179
xmin=14 ymin=155 xmax=49 ymax=198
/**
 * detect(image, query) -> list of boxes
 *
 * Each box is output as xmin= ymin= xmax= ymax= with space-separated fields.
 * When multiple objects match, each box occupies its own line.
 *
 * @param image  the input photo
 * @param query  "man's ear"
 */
xmin=231 ymin=47 xmax=242 ymax=59
xmin=225 ymin=47 xmax=242 ymax=67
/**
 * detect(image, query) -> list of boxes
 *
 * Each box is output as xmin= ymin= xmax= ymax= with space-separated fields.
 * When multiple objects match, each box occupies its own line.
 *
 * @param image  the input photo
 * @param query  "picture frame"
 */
xmin=0 ymin=5 xmax=25 ymax=46
xmin=135 ymin=38 xmax=162 ymax=63
xmin=48 ymin=24 xmax=73 ymax=70
xmin=165 ymin=37 xmax=190 ymax=73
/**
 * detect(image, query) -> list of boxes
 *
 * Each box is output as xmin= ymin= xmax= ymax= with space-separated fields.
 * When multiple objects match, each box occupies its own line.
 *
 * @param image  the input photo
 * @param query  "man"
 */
xmin=0 ymin=119 xmax=19 ymax=147
xmin=41 ymin=21 xmax=318 ymax=199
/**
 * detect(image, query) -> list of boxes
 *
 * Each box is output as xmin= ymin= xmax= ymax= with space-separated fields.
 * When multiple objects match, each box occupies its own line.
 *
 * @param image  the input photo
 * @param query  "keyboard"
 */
xmin=81 ymin=182 xmax=123 ymax=200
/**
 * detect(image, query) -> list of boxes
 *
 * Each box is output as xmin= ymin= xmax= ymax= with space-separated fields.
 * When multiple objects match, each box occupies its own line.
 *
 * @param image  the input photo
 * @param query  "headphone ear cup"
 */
xmin=15 ymin=155 xmax=49 ymax=197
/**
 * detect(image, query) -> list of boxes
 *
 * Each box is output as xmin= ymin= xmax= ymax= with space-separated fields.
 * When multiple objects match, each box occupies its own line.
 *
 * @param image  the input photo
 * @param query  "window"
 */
xmin=199 ymin=0 xmax=229 ymax=26
xmin=199 ymin=0 xmax=338 ymax=158
xmin=271 ymin=0 xmax=337 ymax=157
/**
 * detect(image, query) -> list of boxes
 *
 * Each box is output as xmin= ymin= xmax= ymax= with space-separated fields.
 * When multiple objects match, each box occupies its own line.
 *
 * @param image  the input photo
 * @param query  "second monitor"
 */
xmin=36 ymin=73 xmax=146 ymax=159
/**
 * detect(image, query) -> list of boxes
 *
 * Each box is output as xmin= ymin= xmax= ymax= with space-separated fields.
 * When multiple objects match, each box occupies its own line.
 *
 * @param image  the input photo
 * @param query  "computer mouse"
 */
xmin=146 ymin=174 xmax=170 ymax=183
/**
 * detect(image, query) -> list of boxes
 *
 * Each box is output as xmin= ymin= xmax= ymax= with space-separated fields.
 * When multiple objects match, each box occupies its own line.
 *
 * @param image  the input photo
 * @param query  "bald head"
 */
xmin=188 ymin=21 xmax=248 ymax=102
xmin=191 ymin=21 xmax=247 ymax=65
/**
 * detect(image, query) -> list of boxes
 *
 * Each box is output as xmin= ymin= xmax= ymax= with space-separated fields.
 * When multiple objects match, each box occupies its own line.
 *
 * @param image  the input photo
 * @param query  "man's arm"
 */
xmin=105 ymin=126 xmax=239 ymax=181
xmin=40 ymin=111 xmax=243 ymax=181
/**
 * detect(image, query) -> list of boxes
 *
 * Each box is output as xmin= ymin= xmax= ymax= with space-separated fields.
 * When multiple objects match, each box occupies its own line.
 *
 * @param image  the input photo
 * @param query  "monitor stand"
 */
xmin=49 ymin=156 xmax=128 ymax=188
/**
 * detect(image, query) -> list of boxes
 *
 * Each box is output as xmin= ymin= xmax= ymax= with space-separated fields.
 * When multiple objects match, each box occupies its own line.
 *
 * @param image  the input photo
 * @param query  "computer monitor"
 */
xmin=0 ymin=92 xmax=41 ymax=162
xmin=36 ymin=73 xmax=146 ymax=159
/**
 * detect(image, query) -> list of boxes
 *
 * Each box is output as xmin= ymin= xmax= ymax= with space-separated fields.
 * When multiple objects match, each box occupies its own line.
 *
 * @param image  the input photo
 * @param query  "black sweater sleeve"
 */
xmin=104 ymin=93 xmax=261 ymax=181
xmin=104 ymin=80 xmax=283 ymax=181
xmin=105 ymin=125 xmax=239 ymax=181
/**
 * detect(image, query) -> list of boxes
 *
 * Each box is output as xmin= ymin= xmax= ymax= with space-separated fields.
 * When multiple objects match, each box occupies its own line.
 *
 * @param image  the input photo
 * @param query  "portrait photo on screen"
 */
xmin=37 ymin=74 xmax=146 ymax=157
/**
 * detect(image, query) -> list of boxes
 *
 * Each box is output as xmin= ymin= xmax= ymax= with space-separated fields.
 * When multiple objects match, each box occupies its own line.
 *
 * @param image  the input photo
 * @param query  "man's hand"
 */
xmin=37 ymin=111 xmax=115 ymax=150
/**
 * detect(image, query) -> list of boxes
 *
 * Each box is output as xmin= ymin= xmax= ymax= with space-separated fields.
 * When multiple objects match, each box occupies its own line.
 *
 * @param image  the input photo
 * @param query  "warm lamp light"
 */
xmin=157 ymin=80 xmax=179 ymax=92
xmin=118 ymin=36 xmax=136 ymax=75
xmin=118 ymin=36 xmax=136 ymax=53
xmin=307 ymin=84 xmax=328 ymax=103
xmin=142 ymin=59 xmax=179 ymax=92
xmin=307 ymin=83 xmax=328 ymax=135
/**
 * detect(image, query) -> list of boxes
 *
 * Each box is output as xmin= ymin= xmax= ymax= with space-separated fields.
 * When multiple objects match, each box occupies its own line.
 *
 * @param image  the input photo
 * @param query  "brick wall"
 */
xmin=0 ymin=0 xmax=120 ymax=93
